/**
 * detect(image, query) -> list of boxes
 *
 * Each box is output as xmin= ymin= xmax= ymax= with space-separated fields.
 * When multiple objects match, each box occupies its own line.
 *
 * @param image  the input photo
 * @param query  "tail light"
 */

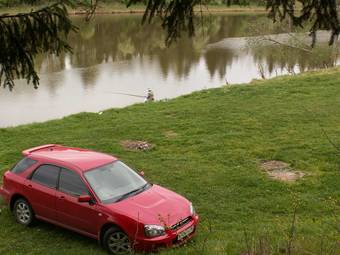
xmin=2 ymin=172 xmax=8 ymax=188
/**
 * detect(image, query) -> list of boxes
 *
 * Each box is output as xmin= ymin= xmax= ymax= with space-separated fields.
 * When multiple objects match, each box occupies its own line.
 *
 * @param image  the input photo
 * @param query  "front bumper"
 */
xmin=133 ymin=214 xmax=199 ymax=252
xmin=0 ymin=185 xmax=10 ymax=203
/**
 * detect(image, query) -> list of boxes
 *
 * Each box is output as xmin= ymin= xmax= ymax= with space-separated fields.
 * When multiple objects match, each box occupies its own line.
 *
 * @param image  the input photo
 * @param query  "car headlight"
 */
xmin=190 ymin=202 xmax=196 ymax=215
xmin=144 ymin=225 xmax=165 ymax=237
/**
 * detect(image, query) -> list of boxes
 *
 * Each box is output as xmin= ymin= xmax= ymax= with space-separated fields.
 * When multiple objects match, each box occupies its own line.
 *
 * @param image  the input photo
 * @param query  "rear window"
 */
xmin=31 ymin=165 xmax=60 ymax=189
xmin=11 ymin=157 xmax=37 ymax=174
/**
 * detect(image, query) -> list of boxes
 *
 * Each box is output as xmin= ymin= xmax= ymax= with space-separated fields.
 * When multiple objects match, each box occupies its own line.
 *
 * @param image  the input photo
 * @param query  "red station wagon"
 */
xmin=0 ymin=145 xmax=199 ymax=254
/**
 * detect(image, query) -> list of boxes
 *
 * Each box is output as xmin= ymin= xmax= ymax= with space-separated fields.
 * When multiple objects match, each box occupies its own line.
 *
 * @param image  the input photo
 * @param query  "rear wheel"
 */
xmin=13 ymin=198 xmax=34 ymax=226
xmin=103 ymin=227 xmax=131 ymax=255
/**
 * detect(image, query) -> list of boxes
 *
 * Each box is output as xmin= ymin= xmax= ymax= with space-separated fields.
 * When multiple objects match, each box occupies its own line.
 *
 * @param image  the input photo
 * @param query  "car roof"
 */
xmin=22 ymin=144 xmax=116 ymax=171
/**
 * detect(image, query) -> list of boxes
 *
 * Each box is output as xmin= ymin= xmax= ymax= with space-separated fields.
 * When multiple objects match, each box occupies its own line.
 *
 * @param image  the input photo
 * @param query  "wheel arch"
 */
xmin=10 ymin=193 xmax=29 ymax=211
xmin=99 ymin=222 xmax=123 ymax=246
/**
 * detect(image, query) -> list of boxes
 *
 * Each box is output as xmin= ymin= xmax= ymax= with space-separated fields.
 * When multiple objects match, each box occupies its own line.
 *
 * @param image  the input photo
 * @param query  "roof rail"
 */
xmin=22 ymin=144 xmax=58 ymax=156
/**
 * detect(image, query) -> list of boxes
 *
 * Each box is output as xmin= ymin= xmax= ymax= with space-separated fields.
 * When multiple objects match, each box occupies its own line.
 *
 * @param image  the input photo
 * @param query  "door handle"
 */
xmin=59 ymin=195 xmax=65 ymax=200
xmin=27 ymin=184 xmax=32 ymax=188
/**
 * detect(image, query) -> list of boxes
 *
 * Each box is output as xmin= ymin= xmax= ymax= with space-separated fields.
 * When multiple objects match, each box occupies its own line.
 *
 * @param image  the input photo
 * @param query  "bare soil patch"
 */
xmin=261 ymin=160 xmax=305 ymax=182
xmin=120 ymin=140 xmax=154 ymax=151
xmin=164 ymin=130 xmax=178 ymax=138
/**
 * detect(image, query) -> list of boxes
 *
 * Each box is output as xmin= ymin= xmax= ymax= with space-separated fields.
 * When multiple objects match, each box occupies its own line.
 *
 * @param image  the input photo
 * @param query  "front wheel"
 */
xmin=13 ymin=198 xmax=34 ymax=226
xmin=103 ymin=227 xmax=132 ymax=255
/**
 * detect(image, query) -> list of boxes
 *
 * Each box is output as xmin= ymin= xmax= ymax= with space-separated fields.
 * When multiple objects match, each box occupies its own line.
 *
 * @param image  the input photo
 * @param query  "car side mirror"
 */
xmin=139 ymin=171 xmax=145 ymax=177
xmin=78 ymin=195 xmax=92 ymax=203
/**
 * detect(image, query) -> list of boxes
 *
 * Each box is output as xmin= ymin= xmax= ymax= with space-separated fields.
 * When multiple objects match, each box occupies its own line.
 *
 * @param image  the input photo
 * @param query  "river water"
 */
xmin=1 ymin=14 xmax=339 ymax=127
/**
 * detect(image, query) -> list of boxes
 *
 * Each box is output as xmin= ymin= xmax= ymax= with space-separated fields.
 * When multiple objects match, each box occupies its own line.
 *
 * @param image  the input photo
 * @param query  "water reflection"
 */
xmin=0 ymin=14 xmax=339 ymax=127
xmin=253 ymin=45 xmax=339 ymax=74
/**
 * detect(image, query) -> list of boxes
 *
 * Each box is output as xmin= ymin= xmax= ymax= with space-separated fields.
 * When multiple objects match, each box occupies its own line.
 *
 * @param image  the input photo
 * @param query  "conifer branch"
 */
xmin=266 ymin=0 xmax=339 ymax=47
xmin=0 ymin=0 xmax=77 ymax=90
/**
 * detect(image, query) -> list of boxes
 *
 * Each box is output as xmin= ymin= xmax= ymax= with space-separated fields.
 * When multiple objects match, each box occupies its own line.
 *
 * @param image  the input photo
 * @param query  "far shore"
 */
xmin=0 ymin=4 xmax=268 ymax=16
xmin=71 ymin=6 xmax=267 ymax=15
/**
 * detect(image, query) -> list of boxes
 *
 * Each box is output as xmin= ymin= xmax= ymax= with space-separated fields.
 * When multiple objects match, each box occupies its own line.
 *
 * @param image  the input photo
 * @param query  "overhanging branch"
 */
xmin=0 ymin=0 xmax=76 ymax=90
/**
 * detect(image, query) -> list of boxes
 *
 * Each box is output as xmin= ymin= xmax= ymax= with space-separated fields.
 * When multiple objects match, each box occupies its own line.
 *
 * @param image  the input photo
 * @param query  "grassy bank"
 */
xmin=0 ymin=2 xmax=266 ymax=15
xmin=0 ymin=69 xmax=340 ymax=254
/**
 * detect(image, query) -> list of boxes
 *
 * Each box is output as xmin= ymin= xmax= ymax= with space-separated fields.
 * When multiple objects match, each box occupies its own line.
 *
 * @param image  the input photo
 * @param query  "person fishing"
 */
xmin=105 ymin=89 xmax=155 ymax=103
xmin=145 ymin=88 xmax=155 ymax=103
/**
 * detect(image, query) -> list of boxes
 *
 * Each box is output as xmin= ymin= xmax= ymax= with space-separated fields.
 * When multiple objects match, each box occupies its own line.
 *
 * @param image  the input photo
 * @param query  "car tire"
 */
xmin=103 ymin=226 xmax=132 ymax=255
xmin=13 ymin=198 xmax=34 ymax=226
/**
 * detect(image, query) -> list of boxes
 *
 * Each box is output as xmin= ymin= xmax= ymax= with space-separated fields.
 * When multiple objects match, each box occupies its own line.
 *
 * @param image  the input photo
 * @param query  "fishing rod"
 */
xmin=104 ymin=91 xmax=146 ymax=98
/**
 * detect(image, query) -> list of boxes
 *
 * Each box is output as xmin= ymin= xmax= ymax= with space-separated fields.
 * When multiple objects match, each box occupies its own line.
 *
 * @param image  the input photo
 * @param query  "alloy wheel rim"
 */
xmin=16 ymin=202 xmax=31 ymax=224
xmin=108 ymin=232 xmax=131 ymax=255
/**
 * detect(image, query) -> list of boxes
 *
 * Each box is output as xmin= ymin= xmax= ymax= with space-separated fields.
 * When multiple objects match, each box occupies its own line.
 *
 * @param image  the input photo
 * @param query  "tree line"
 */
xmin=0 ymin=0 xmax=271 ymax=8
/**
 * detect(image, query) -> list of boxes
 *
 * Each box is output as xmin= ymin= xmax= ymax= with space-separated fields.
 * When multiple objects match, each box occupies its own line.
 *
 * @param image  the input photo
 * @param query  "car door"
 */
xmin=56 ymin=168 xmax=100 ymax=236
xmin=24 ymin=164 xmax=60 ymax=221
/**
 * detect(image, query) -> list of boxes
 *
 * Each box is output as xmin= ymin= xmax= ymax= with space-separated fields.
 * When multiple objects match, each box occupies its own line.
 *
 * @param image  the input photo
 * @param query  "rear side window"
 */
xmin=11 ymin=157 xmax=37 ymax=174
xmin=31 ymin=165 xmax=60 ymax=189
xmin=59 ymin=168 xmax=89 ymax=196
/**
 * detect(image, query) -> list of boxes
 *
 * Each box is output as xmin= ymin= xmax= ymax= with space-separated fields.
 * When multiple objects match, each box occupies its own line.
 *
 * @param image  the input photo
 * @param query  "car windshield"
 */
xmin=84 ymin=161 xmax=148 ymax=204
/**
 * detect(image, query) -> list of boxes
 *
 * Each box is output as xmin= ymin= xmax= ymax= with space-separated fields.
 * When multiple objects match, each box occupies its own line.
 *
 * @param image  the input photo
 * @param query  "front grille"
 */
xmin=171 ymin=216 xmax=191 ymax=231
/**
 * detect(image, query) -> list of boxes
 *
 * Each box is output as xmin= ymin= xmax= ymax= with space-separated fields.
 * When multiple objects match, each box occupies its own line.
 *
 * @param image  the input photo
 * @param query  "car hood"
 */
xmin=106 ymin=184 xmax=191 ymax=226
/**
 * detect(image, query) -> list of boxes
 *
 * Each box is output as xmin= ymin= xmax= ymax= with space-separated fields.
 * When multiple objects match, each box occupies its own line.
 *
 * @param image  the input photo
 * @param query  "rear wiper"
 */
xmin=115 ymin=183 xmax=150 ymax=202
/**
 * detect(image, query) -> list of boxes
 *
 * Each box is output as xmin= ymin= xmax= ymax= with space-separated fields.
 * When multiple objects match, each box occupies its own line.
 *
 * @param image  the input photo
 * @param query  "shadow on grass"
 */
xmin=34 ymin=220 xmax=99 ymax=246
xmin=0 ymin=205 xmax=103 ymax=254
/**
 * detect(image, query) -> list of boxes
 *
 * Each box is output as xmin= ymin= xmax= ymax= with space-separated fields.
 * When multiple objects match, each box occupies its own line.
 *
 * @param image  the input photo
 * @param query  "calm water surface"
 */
xmin=1 ymin=14 xmax=339 ymax=127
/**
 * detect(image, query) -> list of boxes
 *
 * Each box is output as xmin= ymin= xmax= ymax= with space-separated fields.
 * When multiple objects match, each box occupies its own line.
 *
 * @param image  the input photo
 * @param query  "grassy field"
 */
xmin=0 ymin=69 xmax=340 ymax=254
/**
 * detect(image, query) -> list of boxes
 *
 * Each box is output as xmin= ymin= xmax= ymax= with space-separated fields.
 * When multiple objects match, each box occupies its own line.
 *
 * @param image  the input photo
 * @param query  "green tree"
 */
xmin=0 ymin=0 xmax=339 ymax=89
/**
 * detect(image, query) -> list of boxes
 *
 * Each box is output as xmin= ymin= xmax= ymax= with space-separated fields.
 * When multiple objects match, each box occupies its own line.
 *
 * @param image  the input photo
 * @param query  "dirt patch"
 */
xmin=164 ymin=130 xmax=178 ymax=138
xmin=261 ymin=160 xmax=305 ymax=182
xmin=120 ymin=140 xmax=154 ymax=151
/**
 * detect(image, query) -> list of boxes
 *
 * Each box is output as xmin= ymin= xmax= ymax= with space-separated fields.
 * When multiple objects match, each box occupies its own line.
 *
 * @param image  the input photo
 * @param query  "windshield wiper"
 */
xmin=115 ymin=183 xmax=150 ymax=202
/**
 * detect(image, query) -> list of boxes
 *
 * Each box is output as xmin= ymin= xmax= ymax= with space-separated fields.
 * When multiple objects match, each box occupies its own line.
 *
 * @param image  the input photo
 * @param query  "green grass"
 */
xmin=0 ymin=69 xmax=339 ymax=254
